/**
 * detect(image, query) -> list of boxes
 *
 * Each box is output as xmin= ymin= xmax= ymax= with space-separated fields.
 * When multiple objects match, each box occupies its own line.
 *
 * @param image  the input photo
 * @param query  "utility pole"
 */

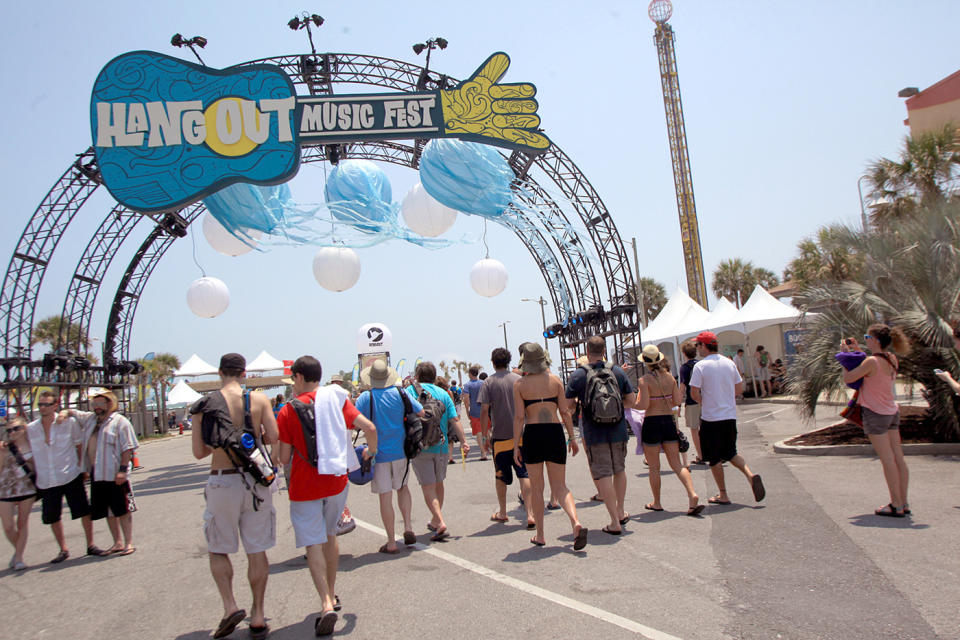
xmin=630 ymin=238 xmax=648 ymax=327
xmin=521 ymin=296 xmax=549 ymax=350
xmin=498 ymin=321 xmax=510 ymax=350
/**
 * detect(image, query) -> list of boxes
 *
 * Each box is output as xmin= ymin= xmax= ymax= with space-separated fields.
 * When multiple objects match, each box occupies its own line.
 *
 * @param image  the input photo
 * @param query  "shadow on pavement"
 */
xmin=467 ymin=522 xmax=528 ymax=538
xmin=131 ymin=463 xmax=210 ymax=497
xmin=502 ymin=544 xmax=566 ymax=562
xmin=337 ymin=548 xmax=414 ymax=572
xmin=848 ymin=514 xmax=930 ymax=530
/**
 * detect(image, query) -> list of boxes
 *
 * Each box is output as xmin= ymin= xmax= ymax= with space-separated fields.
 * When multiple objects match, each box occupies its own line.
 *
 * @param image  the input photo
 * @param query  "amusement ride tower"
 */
xmin=648 ymin=0 xmax=708 ymax=307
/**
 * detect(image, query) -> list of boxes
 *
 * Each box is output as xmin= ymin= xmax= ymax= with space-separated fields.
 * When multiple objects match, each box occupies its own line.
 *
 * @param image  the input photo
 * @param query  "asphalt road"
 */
xmin=1 ymin=400 xmax=956 ymax=639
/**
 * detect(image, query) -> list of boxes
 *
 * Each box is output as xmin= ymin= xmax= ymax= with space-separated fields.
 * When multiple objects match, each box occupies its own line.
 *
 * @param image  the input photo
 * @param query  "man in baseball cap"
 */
xmin=689 ymin=332 xmax=766 ymax=506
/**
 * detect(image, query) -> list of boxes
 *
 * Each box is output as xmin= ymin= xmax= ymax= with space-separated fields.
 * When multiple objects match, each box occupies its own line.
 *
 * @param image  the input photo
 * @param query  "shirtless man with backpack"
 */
xmin=190 ymin=353 xmax=278 ymax=640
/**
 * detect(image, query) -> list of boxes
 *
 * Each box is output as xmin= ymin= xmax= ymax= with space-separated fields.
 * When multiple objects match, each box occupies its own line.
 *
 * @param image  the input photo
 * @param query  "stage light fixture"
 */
xmin=171 ymin=33 xmax=184 ymax=47
xmin=193 ymin=36 xmax=207 ymax=48
xmin=288 ymin=17 xmax=301 ymax=30
xmin=435 ymin=37 xmax=448 ymax=49
xmin=412 ymin=43 xmax=426 ymax=55
xmin=310 ymin=14 xmax=324 ymax=27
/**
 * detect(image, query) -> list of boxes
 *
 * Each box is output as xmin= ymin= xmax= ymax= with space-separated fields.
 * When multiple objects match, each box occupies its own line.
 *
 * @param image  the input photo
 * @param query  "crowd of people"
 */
xmin=2 ymin=320 xmax=930 ymax=638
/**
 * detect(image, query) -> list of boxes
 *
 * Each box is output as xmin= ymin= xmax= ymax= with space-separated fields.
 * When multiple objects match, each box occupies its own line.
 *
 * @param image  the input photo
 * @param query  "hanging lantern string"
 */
xmin=189 ymin=222 xmax=207 ymax=277
xmin=482 ymin=219 xmax=490 ymax=259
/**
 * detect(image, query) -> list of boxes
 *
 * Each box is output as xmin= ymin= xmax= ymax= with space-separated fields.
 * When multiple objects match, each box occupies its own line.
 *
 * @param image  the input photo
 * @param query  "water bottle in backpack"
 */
xmin=240 ymin=432 xmax=276 ymax=486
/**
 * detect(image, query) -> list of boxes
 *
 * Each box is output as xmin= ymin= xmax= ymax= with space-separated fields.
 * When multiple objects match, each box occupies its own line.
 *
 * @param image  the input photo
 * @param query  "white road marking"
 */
xmin=354 ymin=518 xmax=683 ymax=640
xmin=739 ymin=406 xmax=792 ymax=425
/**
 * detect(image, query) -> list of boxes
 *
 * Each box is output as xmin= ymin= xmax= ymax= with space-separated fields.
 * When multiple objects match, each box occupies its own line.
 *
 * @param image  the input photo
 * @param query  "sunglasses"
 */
xmin=863 ymin=334 xmax=873 ymax=342
xmin=37 ymin=402 xmax=56 ymax=407
xmin=7 ymin=426 xmax=22 ymax=433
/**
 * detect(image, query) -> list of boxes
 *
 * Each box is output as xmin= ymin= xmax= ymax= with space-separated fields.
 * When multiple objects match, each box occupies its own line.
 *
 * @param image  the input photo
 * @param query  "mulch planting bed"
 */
xmin=785 ymin=406 xmax=954 ymax=446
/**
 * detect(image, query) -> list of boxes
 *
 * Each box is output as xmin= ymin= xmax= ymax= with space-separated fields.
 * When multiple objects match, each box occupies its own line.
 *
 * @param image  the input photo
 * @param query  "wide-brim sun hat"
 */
xmin=641 ymin=344 xmax=666 ymax=366
xmin=518 ymin=342 xmax=551 ymax=374
xmin=360 ymin=360 xmax=399 ymax=388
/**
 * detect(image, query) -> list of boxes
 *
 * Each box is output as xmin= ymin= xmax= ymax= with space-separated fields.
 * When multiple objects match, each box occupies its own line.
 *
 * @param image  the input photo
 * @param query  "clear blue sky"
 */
xmin=2 ymin=1 xmax=957 ymax=377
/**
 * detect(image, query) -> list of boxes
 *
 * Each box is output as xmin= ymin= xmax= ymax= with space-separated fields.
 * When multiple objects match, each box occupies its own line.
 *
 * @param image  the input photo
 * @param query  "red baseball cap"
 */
xmin=694 ymin=331 xmax=718 ymax=346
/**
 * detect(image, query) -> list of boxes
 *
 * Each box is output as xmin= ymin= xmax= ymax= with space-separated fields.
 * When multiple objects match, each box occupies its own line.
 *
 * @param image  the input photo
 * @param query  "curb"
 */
xmin=773 ymin=439 xmax=960 ymax=456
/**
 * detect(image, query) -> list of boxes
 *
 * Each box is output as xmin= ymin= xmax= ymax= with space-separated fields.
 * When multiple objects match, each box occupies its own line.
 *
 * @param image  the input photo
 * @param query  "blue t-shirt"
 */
xmin=564 ymin=361 xmax=634 ymax=446
xmin=406 ymin=383 xmax=457 ymax=455
xmin=355 ymin=386 xmax=423 ymax=463
xmin=463 ymin=378 xmax=484 ymax=418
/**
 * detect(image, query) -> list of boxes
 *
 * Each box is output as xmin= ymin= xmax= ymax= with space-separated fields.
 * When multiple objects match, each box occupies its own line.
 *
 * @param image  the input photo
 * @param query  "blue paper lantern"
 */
xmin=419 ymin=139 xmax=513 ymax=218
xmin=324 ymin=160 xmax=395 ymax=233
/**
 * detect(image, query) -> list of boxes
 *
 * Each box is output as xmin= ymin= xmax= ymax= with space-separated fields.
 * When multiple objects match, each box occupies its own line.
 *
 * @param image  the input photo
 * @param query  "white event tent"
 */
xmin=246 ymin=350 xmax=285 ymax=372
xmin=174 ymin=354 xmax=218 ymax=377
xmin=166 ymin=379 xmax=203 ymax=407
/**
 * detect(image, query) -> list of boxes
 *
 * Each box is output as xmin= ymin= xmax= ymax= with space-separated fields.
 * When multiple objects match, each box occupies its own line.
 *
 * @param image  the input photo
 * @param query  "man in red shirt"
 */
xmin=276 ymin=356 xmax=376 ymax=637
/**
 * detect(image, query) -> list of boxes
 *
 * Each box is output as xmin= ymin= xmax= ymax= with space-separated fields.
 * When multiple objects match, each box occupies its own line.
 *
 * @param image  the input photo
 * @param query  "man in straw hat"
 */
xmin=66 ymin=388 xmax=139 ymax=556
xmin=564 ymin=336 xmax=636 ymax=534
xmin=355 ymin=359 xmax=423 ymax=554
xmin=689 ymin=332 xmax=766 ymax=506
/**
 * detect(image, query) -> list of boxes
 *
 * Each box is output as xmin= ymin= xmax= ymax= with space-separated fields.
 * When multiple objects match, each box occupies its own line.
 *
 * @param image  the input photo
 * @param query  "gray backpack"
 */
xmin=583 ymin=363 xmax=624 ymax=425
xmin=410 ymin=382 xmax=446 ymax=448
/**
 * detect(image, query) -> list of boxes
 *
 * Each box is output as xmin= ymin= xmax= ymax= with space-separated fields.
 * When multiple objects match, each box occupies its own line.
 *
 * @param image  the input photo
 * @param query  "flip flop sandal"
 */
xmin=426 ymin=523 xmax=438 ymax=532
xmin=213 ymin=609 xmax=246 ymax=639
xmin=430 ymin=528 xmax=450 ymax=542
xmin=707 ymin=496 xmax=732 ymax=505
xmin=526 ymin=521 xmax=537 ymax=530
xmin=619 ymin=515 xmax=631 ymax=525
xmin=114 ymin=547 xmax=136 ymax=556
xmin=601 ymin=525 xmax=622 ymax=536
xmin=378 ymin=544 xmax=401 ymax=554
xmin=249 ymin=624 xmax=270 ymax=640
xmin=875 ymin=503 xmax=905 ymax=518
xmin=590 ymin=493 xmax=602 ymax=501
xmin=547 ymin=502 xmax=561 ymax=510
xmin=86 ymin=545 xmax=109 ymax=557
xmin=315 ymin=611 xmax=338 ymax=636
xmin=687 ymin=504 xmax=706 ymax=517
xmin=751 ymin=475 xmax=766 ymax=502
xmin=490 ymin=514 xmax=509 ymax=523
xmin=644 ymin=503 xmax=664 ymax=512
xmin=530 ymin=538 xmax=545 ymax=547
xmin=333 ymin=595 xmax=341 ymax=612
xmin=403 ymin=531 xmax=417 ymax=545
xmin=50 ymin=550 xmax=69 ymax=564
xmin=573 ymin=526 xmax=589 ymax=551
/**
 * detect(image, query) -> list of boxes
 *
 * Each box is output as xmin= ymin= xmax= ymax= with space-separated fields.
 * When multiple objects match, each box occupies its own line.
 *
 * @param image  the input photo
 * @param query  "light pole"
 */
xmin=630 ymin=238 xmax=648 ymax=327
xmin=521 ymin=296 xmax=549 ymax=350
xmin=497 ymin=321 xmax=511 ymax=350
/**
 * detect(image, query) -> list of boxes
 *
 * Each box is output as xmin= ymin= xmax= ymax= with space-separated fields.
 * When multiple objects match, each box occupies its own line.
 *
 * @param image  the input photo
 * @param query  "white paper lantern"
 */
xmin=313 ymin=247 xmax=361 ymax=292
xmin=401 ymin=182 xmax=458 ymax=237
xmin=470 ymin=258 xmax=508 ymax=297
xmin=186 ymin=276 xmax=230 ymax=318
xmin=201 ymin=213 xmax=263 ymax=256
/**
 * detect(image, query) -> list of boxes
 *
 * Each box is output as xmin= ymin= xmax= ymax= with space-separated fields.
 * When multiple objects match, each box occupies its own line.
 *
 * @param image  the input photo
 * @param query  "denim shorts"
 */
xmin=861 ymin=406 xmax=900 ymax=435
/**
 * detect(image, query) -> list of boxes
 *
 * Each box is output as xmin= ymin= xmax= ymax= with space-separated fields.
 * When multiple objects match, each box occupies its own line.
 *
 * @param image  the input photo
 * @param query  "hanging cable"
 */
xmin=189 ymin=222 xmax=206 ymax=277
xmin=482 ymin=219 xmax=490 ymax=258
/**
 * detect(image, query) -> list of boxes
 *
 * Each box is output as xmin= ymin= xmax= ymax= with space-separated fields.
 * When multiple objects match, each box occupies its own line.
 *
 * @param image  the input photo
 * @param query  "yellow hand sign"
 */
xmin=441 ymin=53 xmax=550 ymax=151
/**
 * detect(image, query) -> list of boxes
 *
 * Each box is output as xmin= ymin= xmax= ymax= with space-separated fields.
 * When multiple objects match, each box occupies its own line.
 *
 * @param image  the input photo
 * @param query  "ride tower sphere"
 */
xmin=648 ymin=0 xmax=709 ymax=307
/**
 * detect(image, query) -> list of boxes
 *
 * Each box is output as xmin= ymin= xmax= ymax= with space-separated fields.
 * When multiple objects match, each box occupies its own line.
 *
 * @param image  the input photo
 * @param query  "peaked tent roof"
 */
xmin=676 ymin=297 xmax=739 ymax=341
xmin=174 ymin=354 xmax=218 ymax=377
xmin=641 ymin=287 xmax=708 ymax=345
xmin=247 ymin=350 xmax=285 ymax=372
xmin=167 ymin=379 xmax=203 ymax=406
xmin=712 ymin=285 xmax=804 ymax=335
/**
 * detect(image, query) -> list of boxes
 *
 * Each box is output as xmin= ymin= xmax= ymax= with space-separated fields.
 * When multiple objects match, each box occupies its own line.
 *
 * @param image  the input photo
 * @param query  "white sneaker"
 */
xmin=12 ymin=560 xmax=27 ymax=571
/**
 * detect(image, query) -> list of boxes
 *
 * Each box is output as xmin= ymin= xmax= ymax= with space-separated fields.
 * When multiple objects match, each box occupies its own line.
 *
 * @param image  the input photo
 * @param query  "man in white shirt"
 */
xmin=689 ymin=332 xmax=766 ymax=506
xmin=26 ymin=389 xmax=107 ymax=563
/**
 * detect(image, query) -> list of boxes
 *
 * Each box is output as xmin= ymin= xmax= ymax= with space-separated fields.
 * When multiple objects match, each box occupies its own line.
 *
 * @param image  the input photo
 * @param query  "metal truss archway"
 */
xmin=0 ymin=51 xmax=641 ymax=415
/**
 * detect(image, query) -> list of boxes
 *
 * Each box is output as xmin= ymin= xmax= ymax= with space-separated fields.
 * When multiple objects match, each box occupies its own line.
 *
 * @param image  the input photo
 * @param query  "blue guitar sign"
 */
xmin=90 ymin=50 xmax=550 ymax=213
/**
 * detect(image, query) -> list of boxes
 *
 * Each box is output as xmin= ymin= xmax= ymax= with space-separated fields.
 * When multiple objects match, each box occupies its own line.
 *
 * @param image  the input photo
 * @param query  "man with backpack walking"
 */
xmin=405 ymin=362 xmax=469 ymax=541
xmin=189 ymin=353 xmax=278 ymax=640
xmin=355 ymin=360 xmax=423 ymax=554
xmin=564 ymin=336 xmax=636 ymax=534
xmin=275 ymin=355 xmax=377 ymax=636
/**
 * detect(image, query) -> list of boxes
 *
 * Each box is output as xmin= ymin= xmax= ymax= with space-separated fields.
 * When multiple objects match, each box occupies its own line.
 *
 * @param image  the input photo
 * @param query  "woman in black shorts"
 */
xmin=0 ymin=418 xmax=38 ymax=570
xmin=638 ymin=346 xmax=703 ymax=516
xmin=513 ymin=343 xmax=587 ymax=550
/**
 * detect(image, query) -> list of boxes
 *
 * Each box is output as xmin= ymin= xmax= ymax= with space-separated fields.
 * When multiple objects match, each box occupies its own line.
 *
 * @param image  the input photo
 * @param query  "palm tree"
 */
xmin=139 ymin=353 xmax=181 ymax=433
xmin=788 ymin=200 xmax=960 ymax=441
xmin=32 ymin=315 xmax=91 ymax=353
xmin=783 ymin=225 xmax=863 ymax=289
xmin=635 ymin=277 xmax=667 ymax=325
xmin=712 ymin=259 xmax=754 ymax=307
xmin=452 ymin=359 xmax=469 ymax=384
xmin=866 ymin=124 xmax=960 ymax=227
xmin=752 ymin=267 xmax=780 ymax=291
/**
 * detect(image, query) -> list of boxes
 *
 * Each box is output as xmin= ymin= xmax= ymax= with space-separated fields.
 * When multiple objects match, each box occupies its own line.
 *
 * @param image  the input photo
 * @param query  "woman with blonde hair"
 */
xmin=637 ymin=345 xmax=703 ymax=516
xmin=842 ymin=324 xmax=911 ymax=517
xmin=513 ymin=343 xmax=587 ymax=550
xmin=0 ymin=417 xmax=37 ymax=570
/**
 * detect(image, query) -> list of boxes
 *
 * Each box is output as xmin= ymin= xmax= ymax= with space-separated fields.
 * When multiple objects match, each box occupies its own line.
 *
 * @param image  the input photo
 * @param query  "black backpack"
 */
xmin=582 ymin=362 xmax=624 ymax=425
xmin=410 ymin=382 xmax=446 ymax=449
xmin=290 ymin=396 xmax=319 ymax=467
xmin=364 ymin=387 xmax=425 ymax=460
